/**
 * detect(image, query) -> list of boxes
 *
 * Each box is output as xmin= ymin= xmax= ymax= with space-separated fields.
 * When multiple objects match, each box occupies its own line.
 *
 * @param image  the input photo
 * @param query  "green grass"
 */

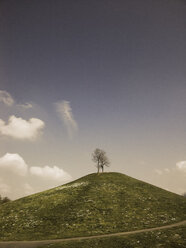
xmin=38 ymin=226 xmax=186 ymax=248
xmin=0 ymin=172 xmax=186 ymax=241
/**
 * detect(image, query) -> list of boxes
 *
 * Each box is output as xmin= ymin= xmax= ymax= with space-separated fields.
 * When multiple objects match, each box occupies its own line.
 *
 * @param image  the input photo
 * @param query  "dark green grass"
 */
xmin=0 ymin=173 xmax=186 ymax=241
xmin=38 ymin=226 xmax=186 ymax=248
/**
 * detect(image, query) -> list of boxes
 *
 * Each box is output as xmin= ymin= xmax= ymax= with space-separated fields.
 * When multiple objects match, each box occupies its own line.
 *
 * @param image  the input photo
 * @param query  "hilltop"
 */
xmin=0 ymin=172 xmax=186 ymax=241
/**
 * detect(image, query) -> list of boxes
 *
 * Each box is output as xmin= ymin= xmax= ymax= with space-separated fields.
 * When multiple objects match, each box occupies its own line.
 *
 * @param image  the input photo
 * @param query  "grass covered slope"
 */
xmin=38 ymin=226 xmax=186 ymax=248
xmin=0 ymin=172 xmax=186 ymax=241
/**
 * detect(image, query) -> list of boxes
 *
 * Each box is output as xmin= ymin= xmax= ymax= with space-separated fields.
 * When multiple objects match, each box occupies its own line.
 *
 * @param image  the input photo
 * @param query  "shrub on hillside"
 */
xmin=0 ymin=195 xmax=11 ymax=204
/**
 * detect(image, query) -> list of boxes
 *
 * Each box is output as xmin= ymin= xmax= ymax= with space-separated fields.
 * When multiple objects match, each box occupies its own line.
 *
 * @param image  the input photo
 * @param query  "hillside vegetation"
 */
xmin=0 ymin=172 xmax=185 ymax=241
xmin=38 ymin=226 xmax=186 ymax=248
xmin=0 ymin=195 xmax=11 ymax=205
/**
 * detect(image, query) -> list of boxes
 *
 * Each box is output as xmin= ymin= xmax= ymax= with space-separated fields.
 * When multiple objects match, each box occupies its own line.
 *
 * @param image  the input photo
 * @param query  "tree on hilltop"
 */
xmin=92 ymin=148 xmax=110 ymax=173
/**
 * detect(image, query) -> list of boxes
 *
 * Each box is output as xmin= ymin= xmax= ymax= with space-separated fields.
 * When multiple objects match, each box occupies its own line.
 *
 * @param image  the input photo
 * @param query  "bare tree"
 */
xmin=92 ymin=148 xmax=110 ymax=173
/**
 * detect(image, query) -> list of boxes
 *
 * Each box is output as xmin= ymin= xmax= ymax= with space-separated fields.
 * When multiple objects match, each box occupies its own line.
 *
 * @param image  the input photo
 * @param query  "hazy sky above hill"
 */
xmin=0 ymin=0 xmax=186 ymax=199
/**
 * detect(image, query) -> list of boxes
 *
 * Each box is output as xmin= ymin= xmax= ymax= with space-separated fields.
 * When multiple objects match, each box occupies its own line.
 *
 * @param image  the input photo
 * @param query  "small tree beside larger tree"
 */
xmin=92 ymin=148 xmax=110 ymax=173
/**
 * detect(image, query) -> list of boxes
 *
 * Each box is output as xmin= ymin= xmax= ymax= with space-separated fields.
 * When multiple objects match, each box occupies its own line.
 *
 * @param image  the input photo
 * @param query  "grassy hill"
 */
xmin=38 ymin=226 xmax=186 ymax=248
xmin=0 ymin=172 xmax=186 ymax=241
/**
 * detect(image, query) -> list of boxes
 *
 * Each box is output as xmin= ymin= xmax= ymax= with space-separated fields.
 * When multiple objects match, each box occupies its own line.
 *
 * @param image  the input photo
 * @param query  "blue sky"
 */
xmin=0 ymin=0 xmax=186 ymax=199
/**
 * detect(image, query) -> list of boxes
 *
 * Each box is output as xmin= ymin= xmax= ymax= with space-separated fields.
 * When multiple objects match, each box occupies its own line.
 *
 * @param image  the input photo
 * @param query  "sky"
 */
xmin=0 ymin=0 xmax=186 ymax=199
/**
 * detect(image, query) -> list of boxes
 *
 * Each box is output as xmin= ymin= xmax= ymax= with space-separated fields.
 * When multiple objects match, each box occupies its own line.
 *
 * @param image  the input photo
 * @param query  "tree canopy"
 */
xmin=92 ymin=148 xmax=110 ymax=173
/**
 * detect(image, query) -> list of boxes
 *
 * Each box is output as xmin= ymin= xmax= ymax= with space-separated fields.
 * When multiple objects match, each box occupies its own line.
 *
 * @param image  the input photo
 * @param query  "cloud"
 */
xmin=164 ymin=168 xmax=170 ymax=173
xmin=30 ymin=165 xmax=72 ymax=181
xmin=55 ymin=100 xmax=78 ymax=138
xmin=0 ymin=153 xmax=28 ymax=176
xmin=0 ymin=115 xmax=45 ymax=140
xmin=155 ymin=169 xmax=163 ymax=175
xmin=0 ymin=90 xmax=14 ymax=106
xmin=176 ymin=161 xmax=186 ymax=173
xmin=0 ymin=180 xmax=11 ymax=194
xmin=155 ymin=168 xmax=170 ymax=175
xmin=17 ymin=103 xmax=33 ymax=109
xmin=0 ymin=89 xmax=33 ymax=109
xmin=0 ymin=154 xmax=72 ymax=199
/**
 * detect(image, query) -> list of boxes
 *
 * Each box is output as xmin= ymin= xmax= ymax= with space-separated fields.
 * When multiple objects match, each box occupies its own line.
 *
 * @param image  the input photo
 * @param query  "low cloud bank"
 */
xmin=0 ymin=153 xmax=72 ymax=199
xmin=0 ymin=115 xmax=45 ymax=140
xmin=0 ymin=153 xmax=28 ymax=176
xmin=30 ymin=165 xmax=72 ymax=181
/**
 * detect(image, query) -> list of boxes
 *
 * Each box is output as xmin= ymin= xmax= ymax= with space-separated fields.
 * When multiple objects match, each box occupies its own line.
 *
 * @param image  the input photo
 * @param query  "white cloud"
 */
xmin=55 ymin=100 xmax=78 ymax=138
xmin=0 ymin=179 xmax=11 ymax=194
xmin=176 ymin=161 xmax=186 ymax=173
xmin=0 ymin=154 xmax=72 ymax=199
xmin=30 ymin=165 xmax=72 ymax=181
xmin=0 ymin=90 xmax=14 ymax=106
xmin=0 ymin=153 xmax=28 ymax=176
xmin=0 ymin=115 xmax=45 ymax=140
xmin=0 ymin=89 xmax=33 ymax=109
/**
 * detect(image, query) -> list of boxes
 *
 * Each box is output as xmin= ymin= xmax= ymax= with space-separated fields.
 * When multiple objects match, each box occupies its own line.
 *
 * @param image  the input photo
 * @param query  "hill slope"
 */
xmin=0 ymin=172 xmax=186 ymax=241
